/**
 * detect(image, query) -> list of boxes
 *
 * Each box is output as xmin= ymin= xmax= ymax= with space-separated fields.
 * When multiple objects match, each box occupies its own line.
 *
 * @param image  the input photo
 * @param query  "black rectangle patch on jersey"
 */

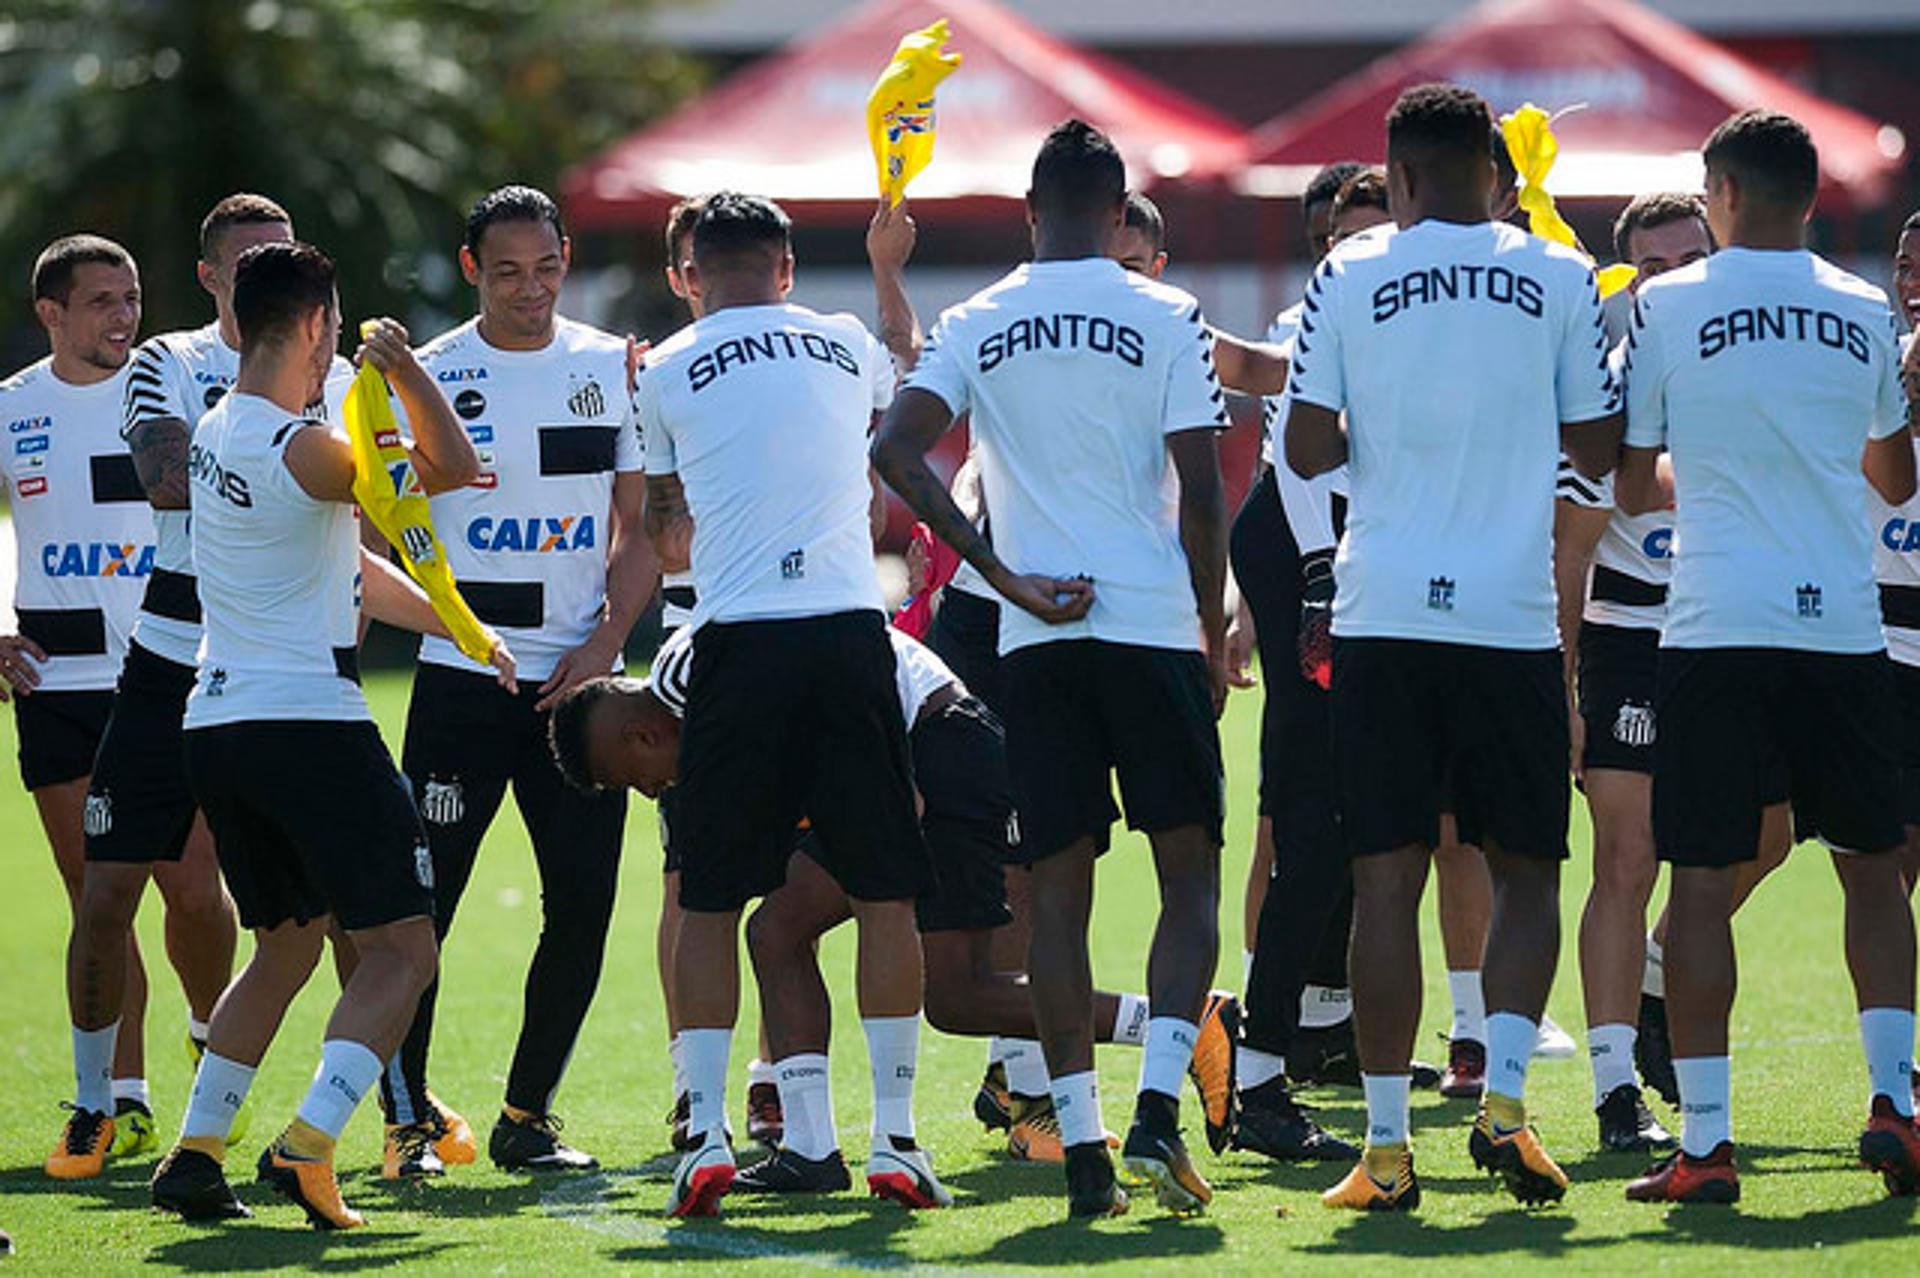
xmin=1591 ymin=565 xmax=1667 ymax=609
xmin=141 ymin=568 xmax=202 ymax=623
xmin=457 ymin=580 xmax=545 ymax=630
xmin=16 ymin=607 xmax=107 ymax=656
xmin=1882 ymin=584 xmax=1920 ymax=632
xmin=90 ymin=454 xmax=146 ymax=504
xmin=538 ymin=426 xmax=617 ymax=476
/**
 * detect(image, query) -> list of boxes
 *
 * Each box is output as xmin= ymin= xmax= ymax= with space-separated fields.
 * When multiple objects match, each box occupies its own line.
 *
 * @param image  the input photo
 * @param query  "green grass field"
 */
xmin=1 ymin=665 xmax=1915 ymax=1273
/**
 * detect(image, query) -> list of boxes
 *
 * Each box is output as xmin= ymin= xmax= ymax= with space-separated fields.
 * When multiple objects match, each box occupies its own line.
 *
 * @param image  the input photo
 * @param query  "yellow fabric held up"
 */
xmin=1500 ymin=104 xmax=1638 ymax=300
xmin=342 ymin=325 xmax=498 ymax=664
xmin=866 ymin=19 xmax=962 ymax=207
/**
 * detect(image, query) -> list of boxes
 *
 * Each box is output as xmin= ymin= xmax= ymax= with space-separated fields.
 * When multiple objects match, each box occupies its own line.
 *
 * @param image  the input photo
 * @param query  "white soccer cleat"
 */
xmin=1533 ymin=1015 xmax=1578 ymax=1061
xmin=866 ymin=1136 xmax=952 ymax=1209
xmin=666 ymin=1129 xmax=736 ymax=1218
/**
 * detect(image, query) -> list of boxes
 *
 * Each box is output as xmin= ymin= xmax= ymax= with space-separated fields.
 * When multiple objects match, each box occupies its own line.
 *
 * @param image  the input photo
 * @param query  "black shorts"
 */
xmin=85 ymin=643 xmax=198 ymax=863
xmin=926 ymin=587 xmax=1004 ymax=718
xmin=910 ymin=695 xmax=1015 ymax=933
xmin=1654 ymin=648 xmax=1902 ymax=867
xmin=1332 ymin=638 xmax=1569 ymax=860
xmin=13 ymin=687 xmax=112 ymax=791
xmin=1001 ymin=639 xmax=1223 ymax=862
xmin=676 ymin=611 xmax=931 ymax=913
xmin=185 ymin=719 xmax=432 ymax=931
xmin=1228 ymin=468 xmax=1298 ymax=818
xmin=1895 ymin=659 xmax=1920 ymax=828
xmin=1578 ymin=622 xmax=1660 ymax=775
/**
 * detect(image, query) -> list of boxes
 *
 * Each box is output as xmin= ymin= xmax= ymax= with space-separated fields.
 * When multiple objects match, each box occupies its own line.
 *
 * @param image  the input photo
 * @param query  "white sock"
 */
xmin=1242 ymin=949 xmax=1255 ymax=991
xmin=1485 ymin=1012 xmax=1536 ymax=1102
xmin=1860 ymin=1007 xmax=1916 ymax=1118
xmin=72 ymin=1023 xmax=117 ymax=1114
xmin=863 ymin=1015 xmax=918 ymax=1143
xmin=1642 ymin=937 xmax=1666 ymax=999
xmin=775 ymin=1054 xmax=838 ymax=1159
xmin=1675 ymin=1055 xmax=1731 ymax=1157
xmin=181 ymin=1051 xmax=256 ymax=1142
xmin=1588 ymin=1023 xmax=1637 ymax=1107
xmin=1137 ymin=1016 xmax=1198 ymax=1101
xmin=1299 ymin=984 xmax=1352 ymax=1030
xmin=669 ymin=1034 xmax=686 ymax=1100
xmin=1001 ymin=1038 xmax=1051 ymax=1099
xmin=295 ymin=1039 xmax=382 ymax=1141
xmin=1362 ymin=1073 xmax=1411 ymax=1147
xmin=1051 ymin=1069 xmax=1103 ymax=1148
xmin=681 ymin=1027 xmax=732 ymax=1139
xmin=1111 ymin=993 xmax=1150 ymax=1046
xmin=1240 ymin=1047 xmax=1286 ymax=1091
xmin=188 ymin=1017 xmax=211 ymax=1046
xmin=1448 ymin=970 xmax=1486 ymax=1044
xmin=747 ymin=1057 xmax=777 ymax=1089
xmin=111 ymin=1077 xmax=150 ymax=1109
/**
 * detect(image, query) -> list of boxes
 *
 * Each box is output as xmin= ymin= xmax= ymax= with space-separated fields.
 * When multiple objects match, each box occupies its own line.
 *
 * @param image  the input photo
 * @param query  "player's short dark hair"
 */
xmin=464 ymin=184 xmax=566 ymax=261
xmin=690 ymin=191 xmax=792 ymax=272
xmin=1030 ymin=119 xmax=1126 ymax=221
xmin=1304 ymin=162 xmax=1367 ymax=214
xmin=1331 ymin=169 xmax=1389 ymax=223
xmin=1386 ymin=83 xmax=1494 ymax=169
xmin=665 ymin=194 xmax=710 ymax=267
xmin=548 ymin=676 xmax=620 ymax=793
xmin=1122 ymin=191 xmax=1165 ymax=254
xmin=199 ymin=193 xmax=291 ymax=262
xmin=32 ymin=234 xmax=134 ymax=305
xmin=231 ymin=241 xmax=335 ymax=357
xmin=1613 ymin=191 xmax=1711 ymax=263
xmin=1702 ymin=109 xmax=1818 ymax=212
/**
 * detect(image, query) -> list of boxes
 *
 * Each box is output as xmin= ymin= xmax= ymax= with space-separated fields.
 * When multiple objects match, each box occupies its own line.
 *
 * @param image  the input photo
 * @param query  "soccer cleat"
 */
xmin=1008 ymin=1097 xmax=1066 ymax=1163
xmin=1322 ymin=1146 xmax=1420 ymax=1211
xmin=1232 ymin=1076 xmax=1359 ymax=1162
xmin=866 ymin=1135 xmax=953 ymax=1209
xmin=1290 ymin=1020 xmax=1360 ymax=1087
xmin=1635 ymin=993 xmax=1679 ymax=1107
xmin=746 ymin=1081 xmax=784 ymax=1148
xmin=667 ymin=1091 xmax=694 ymax=1152
xmin=427 ymin=1093 xmax=476 ymax=1166
xmin=1859 ymin=1094 xmax=1920 ymax=1197
xmin=1596 ymin=1083 xmax=1673 ymax=1153
xmin=1534 ymin=1014 xmax=1579 ymax=1060
xmin=383 ymin=1121 xmax=447 ymax=1180
xmin=1470 ymin=1107 xmax=1570 ymax=1205
xmin=111 ymin=1098 xmax=157 ymax=1159
xmin=491 ymin=1109 xmax=597 ymax=1172
xmin=45 ymin=1104 xmax=114 ymax=1180
xmin=258 ymin=1138 xmax=364 ymax=1230
xmin=187 ymin=1034 xmax=250 ymax=1146
xmin=1121 ymin=1094 xmax=1212 ymax=1214
xmin=1064 ymin=1141 xmax=1129 ymax=1218
xmin=1440 ymin=1038 xmax=1487 ymax=1100
xmin=1188 ymin=991 xmax=1241 ymax=1154
xmin=667 ymin=1130 xmax=736 ymax=1218
xmin=974 ymin=1061 xmax=1013 ymax=1132
xmin=1625 ymin=1141 xmax=1740 ymax=1204
xmin=150 ymin=1146 xmax=250 ymax=1221
xmin=734 ymin=1146 xmax=852 ymax=1194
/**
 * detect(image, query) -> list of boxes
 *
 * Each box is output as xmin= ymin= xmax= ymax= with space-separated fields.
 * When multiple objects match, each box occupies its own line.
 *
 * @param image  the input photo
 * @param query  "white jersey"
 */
xmin=1257 ymin=303 xmax=1302 ymax=471
xmin=0 ymin=359 xmax=154 ymax=690
xmin=650 ymin=622 xmax=955 ymax=727
xmin=411 ymin=317 xmax=642 ymax=682
xmin=639 ymin=302 xmax=892 ymax=627
xmin=1288 ymin=219 xmax=1617 ymax=649
xmin=1623 ymin=248 xmax=1908 ymax=653
xmin=1261 ymin=300 xmax=1350 ymax=559
xmin=184 ymin=392 xmax=366 ymax=727
xmin=1870 ymin=334 xmax=1920 ymax=666
xmin=904 ymin=258 xmax=1229 ymax=656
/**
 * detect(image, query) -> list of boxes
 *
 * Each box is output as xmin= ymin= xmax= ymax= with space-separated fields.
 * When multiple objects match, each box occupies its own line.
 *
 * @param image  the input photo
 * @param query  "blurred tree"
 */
xmin=0 ymin=0 xmax=700 ymax=363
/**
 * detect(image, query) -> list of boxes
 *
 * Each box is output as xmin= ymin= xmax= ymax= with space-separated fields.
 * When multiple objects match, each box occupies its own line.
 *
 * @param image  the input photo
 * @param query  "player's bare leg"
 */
xmin=150 ymin=818 xmax=236 ymax=1026
xmin=1435 ymin=821 xmax=1491 ymax=1097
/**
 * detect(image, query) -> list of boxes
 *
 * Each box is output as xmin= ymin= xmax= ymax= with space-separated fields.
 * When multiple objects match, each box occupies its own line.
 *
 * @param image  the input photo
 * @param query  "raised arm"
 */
xmin=867 ymin=201 xmax=923 ymax=372
xmin=361 ymin=320 xmax=478 ymax=494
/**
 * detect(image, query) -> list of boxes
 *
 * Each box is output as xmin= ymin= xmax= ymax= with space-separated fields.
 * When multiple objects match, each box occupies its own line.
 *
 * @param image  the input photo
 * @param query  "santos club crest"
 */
xmin=567 ymin=375 xmax=606 ymax=419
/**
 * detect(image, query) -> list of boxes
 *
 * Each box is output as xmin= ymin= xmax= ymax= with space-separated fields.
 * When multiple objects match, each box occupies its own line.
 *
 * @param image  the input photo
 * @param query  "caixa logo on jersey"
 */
xmin=435 ymin=366 xmax=488 ymax=383
xmin=42 ymin=541 xmax=155 ymax=577
xmin=8 ymin=415 xmax=51 ymax=434
xmin=1882 ymin=518 xmax=1920 ymax=554
xmin=465 ymin=514 xmax=596 ymax=553
xmin=1642 ymin=527 xmax=1674 ymax=560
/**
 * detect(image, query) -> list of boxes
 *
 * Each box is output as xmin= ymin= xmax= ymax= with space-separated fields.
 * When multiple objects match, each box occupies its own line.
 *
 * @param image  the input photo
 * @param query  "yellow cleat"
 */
xmin=258 ymin=1136 xmax=365 ymax=1230
xmin=1470 ymin=1105 xmax=1569 ymax=1205
xmin=1007 ymin=1097 xmax=1120 ymax=1164
xmin=46 ymin=1105 xmax=114 ymax=1180
xmin=427 ymin=1092 xmax=477 ymax=1166
xmin=1322 ymin=1145 xmax=1421 ymax=1211
xmin=187 ymin=1034 xmax=251 ymax=1146
xmin=1187 ymin=991 xmax=1242 ymax=1155
xmin=110 ymin=1099 xmax=157 ymax=1158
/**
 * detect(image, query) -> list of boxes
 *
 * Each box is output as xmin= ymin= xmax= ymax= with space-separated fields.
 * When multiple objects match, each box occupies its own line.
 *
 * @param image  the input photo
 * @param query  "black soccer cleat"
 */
xmin=490 ymin=1110 xmax=598 ymax=1172
xmin=974 ymin=1061 xmax=1013 ymax=1132
xmin=1232 ymin=1076 xmax=1360 ymax=1162
xmin=1596 ymin=1083 xmax=1674 ymax=1153
xmin=734 ymin=1146 xmax=852 ymax=1195
xmin=1636 ymin=993 xmax=1679 ymax=1107
xmin=1064 ymin=1141 xmax=1129 ymax=1218
xmin=1290 ymin=1021 xmax=1360 ymax=1088
xmin=150 ymin=1146 xmax=251 ymax=1222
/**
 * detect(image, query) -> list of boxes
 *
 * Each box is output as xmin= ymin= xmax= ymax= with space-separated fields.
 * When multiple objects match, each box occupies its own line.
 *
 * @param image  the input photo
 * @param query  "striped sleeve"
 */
xmin=1165 ymin=302 xmax=1231 ymax=434
xmin=122 ymin=337 xmax=182 ymax=440
xmin=1555 ymin=454 xmax=1612 ymax=509
xmin=648 ymin=625 xmax=695 ymax=719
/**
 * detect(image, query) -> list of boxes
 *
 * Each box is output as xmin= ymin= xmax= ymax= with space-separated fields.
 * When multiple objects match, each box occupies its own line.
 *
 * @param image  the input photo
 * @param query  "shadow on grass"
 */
xmin=144 ymin=1228 xmax=458 ymax=1272
xmin=961 ymin=1212 xmax=1226 ymax=1267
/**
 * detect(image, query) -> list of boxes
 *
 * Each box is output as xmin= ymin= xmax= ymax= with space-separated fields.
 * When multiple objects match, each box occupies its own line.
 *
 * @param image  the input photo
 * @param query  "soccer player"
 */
xmin=874 ymin=121 xmax=1231 ymax=1219
xmin=3 ymin=235 xmax=197 ymax=1178
xmin=1286 ymin=84 xmax=1622 ymax=1211
xmin=640 ymin=192 xmax=947 ymax=1218
xmin=1619 ymin=111 xmax=1920 ymax=1204
xmin=374 ymin=186 xmax=652 ymax=1179
xmin=147 ymin=241 xmax=512 ymax=1228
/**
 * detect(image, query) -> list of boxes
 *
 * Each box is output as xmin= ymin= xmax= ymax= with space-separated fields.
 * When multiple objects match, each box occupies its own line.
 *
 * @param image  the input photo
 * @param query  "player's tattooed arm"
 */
xmin=644 ymin=472 xmax=694 ymax=574
xmin=1284 ymin=400 xmax=1347 ymax=477
xmin=126 ymin=416 xmax=191 ymax=509
xmin=1169 ymin=428 xmax=1230 ymax=717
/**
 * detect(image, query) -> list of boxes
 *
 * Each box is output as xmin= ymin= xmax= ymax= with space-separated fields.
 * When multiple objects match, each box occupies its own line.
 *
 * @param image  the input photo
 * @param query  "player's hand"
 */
xmin=867 ymin=199 xmax=917 ymax=274
xmin=1000 ymin=573 xmax=1094 ymax=625
xmin=903 ymin=529 xmax=932 ymax=600
xmin=488 ymin=636 xmax=520 ymax=696
xmin=625 ymin=334 xmax=651 ymax=398
xmin=536 ymin=635 xmax=619 ymax=711
xmin=1226 ymin=598 xmax=1257 ymax=689
xmin=356 ymin=318 xmax=421 ymax=382
xmin=1297 ymin=602 xmax=1332 ymax=691
xmin=1569 ymin=703 xmax=1587 ymax=784
xmin=1203 ymin=642 xmax=1229 ymax=719
xmin=0 ymin=633 xmax=45 ymax=699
